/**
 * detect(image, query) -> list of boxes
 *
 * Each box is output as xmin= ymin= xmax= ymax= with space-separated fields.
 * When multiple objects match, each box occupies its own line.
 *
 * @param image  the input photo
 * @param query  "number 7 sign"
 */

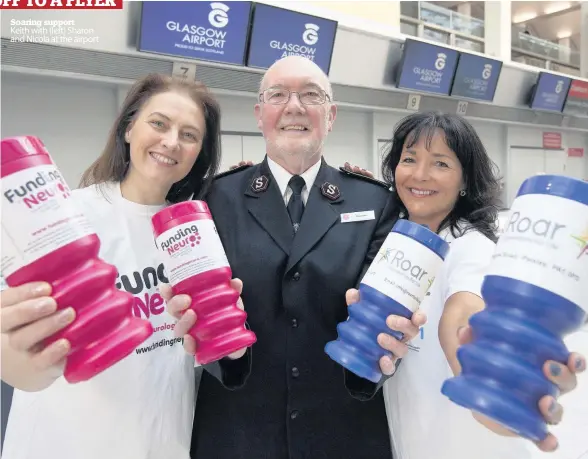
xmin=172 ymin=62 xmax=197 ymax=82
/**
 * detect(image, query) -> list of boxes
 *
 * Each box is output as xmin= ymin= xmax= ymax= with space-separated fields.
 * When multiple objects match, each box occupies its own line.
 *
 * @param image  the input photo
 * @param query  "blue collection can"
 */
xmin=325 ymin=219 xmax=450 ymax=383
xmin=442 ymin=174 xmax=588 ymax=442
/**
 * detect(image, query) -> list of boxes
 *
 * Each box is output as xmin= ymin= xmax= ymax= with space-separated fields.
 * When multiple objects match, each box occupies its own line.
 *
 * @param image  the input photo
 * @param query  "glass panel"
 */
xmin=400 ymin=21 xmax=419 ymax=37
xmin=452 ymin=11 xmax=484 ymax=38
xmin=454 ymin=37 xmax=484 ymax=53
xmin=570 ymin=50 xmax=580 ymax=67
xmin=511 ymin=51 xmax=549 ymax=70
xmin=525 ymin=56 xmax=548 ymax=69
xmin=512 ymin=30 xmax=580 ymax=67
xmin=419 ymin=1 xmax=484 ymax=37
xmin=511 ymin=25 xmax=525 ymax=48
xmin=420 ymin=2 xmax=451 ymax=29
xmin=423 ymin=26 xmax=449 ymax=44
xmin=550 ymin=63 xmax=581 ymax=77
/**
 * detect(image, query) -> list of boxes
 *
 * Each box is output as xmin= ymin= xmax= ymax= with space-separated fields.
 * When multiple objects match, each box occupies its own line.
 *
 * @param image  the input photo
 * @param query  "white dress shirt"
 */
xmin=267 ymin=156 xmax=322 ymax=206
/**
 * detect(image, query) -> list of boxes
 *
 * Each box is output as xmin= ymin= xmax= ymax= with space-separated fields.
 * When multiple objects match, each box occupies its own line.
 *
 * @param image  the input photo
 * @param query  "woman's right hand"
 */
xmin=343 ymin=162 xmax=375 ymax=178
xmin=161 ymin=278 xmax=248 ymax=360
xmin=1 ymin=282 xmax=76 ymax=391
xmin=228 ymin=160 xmax=253 ymax=171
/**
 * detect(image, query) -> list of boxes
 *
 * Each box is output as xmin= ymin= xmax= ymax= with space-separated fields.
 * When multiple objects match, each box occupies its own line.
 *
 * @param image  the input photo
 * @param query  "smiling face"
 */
xmin=395 ymin=128 xmax=464 ymax=230
xmin=254 ymin=56 xmax=336 ymax=170
xmin=125 ymin=90 xmax=206 ymax=191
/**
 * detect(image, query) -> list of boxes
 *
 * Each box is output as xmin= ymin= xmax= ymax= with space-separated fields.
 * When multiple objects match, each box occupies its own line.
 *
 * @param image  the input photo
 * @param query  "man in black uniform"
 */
xmin=169 ymin=56 xmax=425 ymax=459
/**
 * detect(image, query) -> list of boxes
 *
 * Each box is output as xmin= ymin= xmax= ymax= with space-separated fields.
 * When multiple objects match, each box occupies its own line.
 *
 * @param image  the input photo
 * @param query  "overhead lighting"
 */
xmin=557 ymin=30 xmax=572 ymax=39
xmin=513 ymin=12 xmax=538 ymax=23
xmin=544 ymin=2 xmax=571 ymax=15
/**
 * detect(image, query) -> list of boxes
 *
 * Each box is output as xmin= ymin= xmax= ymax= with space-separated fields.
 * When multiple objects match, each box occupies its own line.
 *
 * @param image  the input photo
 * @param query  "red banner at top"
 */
xmin=568 ymin=80 xmax=588 ymax=100
xmin=0 ymin=0 xmax=122 ymax=8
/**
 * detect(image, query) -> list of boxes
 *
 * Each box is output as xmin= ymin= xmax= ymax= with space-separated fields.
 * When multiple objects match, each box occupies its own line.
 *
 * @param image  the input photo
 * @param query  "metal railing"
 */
xmin=511 ymin=28 xmax=580 ymax=73
xmin=400 ymin=1 xmax=485 ymax=54
xmin=418 ymin=2 xmax=484 ymax=37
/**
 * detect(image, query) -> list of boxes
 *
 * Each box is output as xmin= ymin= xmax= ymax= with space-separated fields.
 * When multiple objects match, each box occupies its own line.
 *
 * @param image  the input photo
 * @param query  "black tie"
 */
xmin=287 ymin=175 xmax=305 ymax=233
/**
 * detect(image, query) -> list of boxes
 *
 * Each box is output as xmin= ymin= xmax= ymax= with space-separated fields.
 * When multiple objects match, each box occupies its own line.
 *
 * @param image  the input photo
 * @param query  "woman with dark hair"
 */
xmin=1 ymin=73 xmax=236 ymax=459
xmin=343 ymin=112 xmax=585 ymax=459
xmin=380 ymin=111 xmax=501 ymax=242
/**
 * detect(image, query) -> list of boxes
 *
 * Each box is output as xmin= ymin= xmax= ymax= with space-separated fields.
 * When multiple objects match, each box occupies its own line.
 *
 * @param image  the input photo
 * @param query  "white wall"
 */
xmin=469 ymin=121 xmax=507 ymax=176
xmin=217 ymin=95 xmax=259 ymax=132
xmin=506 ymin=126 xmax=588 ymax=204
xmin=508 ymin=127 xmax=588 ymax=153
xmin=1 ymin=72 xmax=118 ymax=188
xmin=372 ymin=112 xmax=403 ymax=180
xmin=1 ymin=72 xmax=373 ymax=185
xmin=372 ymin=112 xmax=509 ymax=184
xmin=323 ymin=109 xmax=372 ymax=169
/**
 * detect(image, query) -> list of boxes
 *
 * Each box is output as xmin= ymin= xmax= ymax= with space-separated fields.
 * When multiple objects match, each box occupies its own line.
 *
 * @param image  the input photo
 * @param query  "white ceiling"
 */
xmin=512 ymin=1 xmax=582 ymax=48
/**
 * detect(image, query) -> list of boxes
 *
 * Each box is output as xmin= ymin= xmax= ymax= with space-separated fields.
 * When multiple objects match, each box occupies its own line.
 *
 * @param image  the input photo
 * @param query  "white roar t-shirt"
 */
xmin=2 ymin=182 xmax=196 ymax=459
xmin=383 ymin=226 xmax=532 ymax=459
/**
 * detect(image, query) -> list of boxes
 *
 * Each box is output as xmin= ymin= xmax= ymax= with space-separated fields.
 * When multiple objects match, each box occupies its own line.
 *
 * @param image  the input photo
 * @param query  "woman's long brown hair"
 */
xmin=79 ymin=73 xmax=222 ymax=202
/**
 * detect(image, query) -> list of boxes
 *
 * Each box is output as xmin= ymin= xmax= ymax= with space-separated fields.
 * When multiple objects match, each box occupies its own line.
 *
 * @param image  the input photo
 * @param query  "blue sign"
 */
xmin=397 ymin=39 xmax=459 ymax=95
xmin=530 ymin=72 xmax=571 ymax=112
xmin=450 ymin=53 xmax=502 ymax=101
xmin=138 ymin=1 xmax=252 ymax=66
xmin=246 ymin=4 xmax=338 ymax=75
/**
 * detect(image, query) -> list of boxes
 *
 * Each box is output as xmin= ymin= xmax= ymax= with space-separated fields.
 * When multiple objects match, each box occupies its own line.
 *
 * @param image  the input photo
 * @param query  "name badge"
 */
xmin=341 ymin=210 xmax=375 ymax=223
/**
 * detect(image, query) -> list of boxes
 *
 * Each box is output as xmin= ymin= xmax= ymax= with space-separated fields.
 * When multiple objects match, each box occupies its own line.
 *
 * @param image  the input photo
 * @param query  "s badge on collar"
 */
xmin=251 ymin=175 xmax=269 ymax=193
xmin=321 ymin=182 xmax=340 ymax=201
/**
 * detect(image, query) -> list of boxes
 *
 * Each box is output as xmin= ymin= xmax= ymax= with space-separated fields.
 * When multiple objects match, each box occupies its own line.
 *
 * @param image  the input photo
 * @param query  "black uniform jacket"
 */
xmin=191 ymin=157 xmax=398 ymax=459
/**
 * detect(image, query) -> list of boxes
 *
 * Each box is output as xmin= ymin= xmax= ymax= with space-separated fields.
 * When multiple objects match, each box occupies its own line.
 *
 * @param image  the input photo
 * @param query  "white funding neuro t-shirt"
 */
xmin=2 ymin=182 xmax=196 ymax=459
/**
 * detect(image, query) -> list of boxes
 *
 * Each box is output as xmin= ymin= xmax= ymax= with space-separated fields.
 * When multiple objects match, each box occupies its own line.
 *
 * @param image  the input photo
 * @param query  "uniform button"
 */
xmin=292 ymin=272 xmax=301 ymax=281
xmin=291 ymin=318 xmax=298 ymax=328
xmin=290 ymin=410 xmax=299 ymax=419
xmin=291 ymin=367 xmax=300 ymax=378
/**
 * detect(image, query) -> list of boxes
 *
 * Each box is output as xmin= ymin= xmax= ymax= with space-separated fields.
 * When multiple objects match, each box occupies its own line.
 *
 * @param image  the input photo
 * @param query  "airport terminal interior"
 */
xmin=1 ymin=0 xmax=587 ymax=457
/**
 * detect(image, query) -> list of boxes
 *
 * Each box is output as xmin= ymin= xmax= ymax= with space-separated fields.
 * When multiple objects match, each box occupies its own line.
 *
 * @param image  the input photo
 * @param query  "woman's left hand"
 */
xmin=457 ymin=325 xmax=586 ymax=452
xmin=345 ymin=288 xmax=427 ymax=376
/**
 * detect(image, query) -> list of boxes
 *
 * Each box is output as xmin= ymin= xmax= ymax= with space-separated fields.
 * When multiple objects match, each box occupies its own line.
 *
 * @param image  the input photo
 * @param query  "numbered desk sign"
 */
xmin=407 ymin=94 xmax=421 ymax=111
xmin=172 ymin=62 xmax=197 ymax=82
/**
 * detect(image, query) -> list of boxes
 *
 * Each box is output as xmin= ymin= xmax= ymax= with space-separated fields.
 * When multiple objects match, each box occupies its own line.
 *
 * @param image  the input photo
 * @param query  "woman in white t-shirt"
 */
xmin=344 ymin=111 xmax=586 ymax=459
xmin=0 ymin=73 xmax=246 ymax=459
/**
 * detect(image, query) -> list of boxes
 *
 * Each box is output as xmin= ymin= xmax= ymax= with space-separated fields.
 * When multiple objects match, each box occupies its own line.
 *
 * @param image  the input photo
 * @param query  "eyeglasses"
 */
xmin=259 ymin=87 xmax=331 ymax=106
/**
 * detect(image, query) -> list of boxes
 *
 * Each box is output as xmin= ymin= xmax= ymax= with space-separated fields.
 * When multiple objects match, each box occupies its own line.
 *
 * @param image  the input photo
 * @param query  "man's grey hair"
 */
xmin=258 ymin=69 xmax=334 ymax=101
